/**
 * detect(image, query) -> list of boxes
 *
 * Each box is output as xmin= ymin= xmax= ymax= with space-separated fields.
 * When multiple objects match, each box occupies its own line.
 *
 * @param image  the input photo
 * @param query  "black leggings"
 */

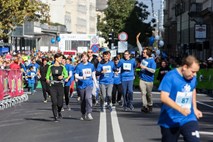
xmin=64 ymin=86 xmax=70 ymax=106
xmin=41 ymin=80 xmax=50 ymax=100
xmin=112 ymin=84 xmax=122 ymax=104
xmin=49 ymin=83 xmax=64 ymax=118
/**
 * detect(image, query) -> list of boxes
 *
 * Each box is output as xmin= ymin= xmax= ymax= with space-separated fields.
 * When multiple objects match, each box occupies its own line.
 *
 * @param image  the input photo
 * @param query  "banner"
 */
xmin=8 ymin=70 xmax=23 ymax=97
xmin=0 ymin=70 xmax=4 ymax=100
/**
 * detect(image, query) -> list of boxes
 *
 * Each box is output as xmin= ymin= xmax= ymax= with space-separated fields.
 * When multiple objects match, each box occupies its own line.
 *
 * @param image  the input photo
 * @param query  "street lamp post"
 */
xmin=175 ymin=1 xmax=184 ymax=56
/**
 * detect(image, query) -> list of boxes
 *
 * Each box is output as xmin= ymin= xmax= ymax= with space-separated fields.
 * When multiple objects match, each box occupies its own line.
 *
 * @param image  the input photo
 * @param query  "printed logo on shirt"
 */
xmin=123 ymin=63 xmax=131 ymax=70
xmin=55 ymin=69 xmax=59 ymax=74
xmin=82 ymin=68 xmax=92 ymax=77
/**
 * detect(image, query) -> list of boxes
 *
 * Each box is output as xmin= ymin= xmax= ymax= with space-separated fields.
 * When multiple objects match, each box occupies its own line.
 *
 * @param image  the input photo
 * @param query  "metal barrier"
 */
xmin=0 ymin=69 xmax=28 ymax=110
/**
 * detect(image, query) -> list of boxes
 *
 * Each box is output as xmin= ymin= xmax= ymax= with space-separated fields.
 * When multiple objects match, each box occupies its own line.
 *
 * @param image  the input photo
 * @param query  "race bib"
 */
xmin=82 ymin=68 xmax=92 ymax=77
xmin=102 ymin=66 xmax=111 ymax=73
xmin=69 ymin=71 xmax=72 ymax=77
xmin=175 ymin=91 xmax=192 ymax=109
xmin=141 ymin=60 xmax=148 ymax=67
xmin=123 ymin=63 xmax=131 ymax=70
xmin=33 ymin=66 xmax=36 ymax=72
xmin=31 ymin=72 xmax=35 ymax=80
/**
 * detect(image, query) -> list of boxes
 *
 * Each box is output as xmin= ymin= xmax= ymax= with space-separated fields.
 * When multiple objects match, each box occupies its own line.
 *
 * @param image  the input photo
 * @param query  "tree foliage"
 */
xmin=0 ymin=0 xmax=50 ymax=39
xmin=97 ymin=0 xmax=153 ymax=46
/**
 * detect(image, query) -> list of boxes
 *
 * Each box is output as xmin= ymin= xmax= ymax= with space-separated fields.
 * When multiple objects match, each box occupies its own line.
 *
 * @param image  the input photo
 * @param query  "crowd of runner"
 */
xmin=0 ymin=44 xmax=206 ymax=142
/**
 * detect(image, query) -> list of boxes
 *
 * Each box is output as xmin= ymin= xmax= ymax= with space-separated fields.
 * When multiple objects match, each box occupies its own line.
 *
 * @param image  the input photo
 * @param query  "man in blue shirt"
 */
xmin=158 ymin=55 xmax=202 ymax=142
xmin=139 ymin=47 xmax=156 ymax=113
xmin=117 ymin=50 xmax=136 ymax=111
xmin=96 ymin=51 xmax=115 ymax=112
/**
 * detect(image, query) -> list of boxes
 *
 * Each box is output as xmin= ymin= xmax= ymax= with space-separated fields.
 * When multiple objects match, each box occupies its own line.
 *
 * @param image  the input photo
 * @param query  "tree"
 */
xmin=97 ymin=0 xmax=152 ymax=46
xmin=0 ymin=0 xmax=50 ymax=40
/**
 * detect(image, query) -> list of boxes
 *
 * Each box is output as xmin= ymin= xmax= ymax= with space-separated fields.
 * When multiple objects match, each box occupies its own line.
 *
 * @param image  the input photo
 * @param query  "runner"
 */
xmin=117 ymin=50 xmax=136 ymax=111
xmin=96 ymin=51 xmax=115 ymax=112
xmin=46 ymin=53 xmax=68 ymax=122
xmin=75 ymin=52 xmax=98 ymax=120
xmin=158 ymin=55 xmax=203 ymax=142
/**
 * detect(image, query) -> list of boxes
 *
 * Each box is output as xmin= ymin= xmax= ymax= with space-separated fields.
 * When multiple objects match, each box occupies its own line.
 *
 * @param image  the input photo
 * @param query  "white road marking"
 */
xmin=197 ymin=101 xmax=213 ymax=109
xmin=199 ymin=131 xmax=213 ymax=136
xmin=111 ymin=108 xmax=124 ymax=142
xmin=98 ymin=109 xmax=107 ymax=142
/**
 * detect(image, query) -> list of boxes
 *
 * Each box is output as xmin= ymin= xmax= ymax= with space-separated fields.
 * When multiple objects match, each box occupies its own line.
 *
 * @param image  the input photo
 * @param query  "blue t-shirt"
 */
xmin=28 ymin=63 xmax=40 ymax=72
xmin=113 ymin=67 xmax=121 ymax=84
xmin=75 ymin=62 xmax=95 ymax=89
xmin=64 ymin=64 xmax=75 ymax=86
xmin=96 ymin=61 xmax=114 ymax=84
xmin=117 ymin=58 xmax=136 ymax=81
xmin=139 ymin=57 xmax=156 ymax=82
xmin=27 ymin=71 xmax=36 ymax=84
xmin=158 ymin=69 xmax=197 ymax=128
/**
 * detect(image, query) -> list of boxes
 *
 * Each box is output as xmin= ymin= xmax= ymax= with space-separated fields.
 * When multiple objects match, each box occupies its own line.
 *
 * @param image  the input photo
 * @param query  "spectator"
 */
xmin=157 ymin=60 xmax=171 ymax=83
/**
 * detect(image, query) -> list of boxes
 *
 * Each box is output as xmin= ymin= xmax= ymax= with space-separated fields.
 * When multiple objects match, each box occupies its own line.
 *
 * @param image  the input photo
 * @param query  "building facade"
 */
xmin=11 ymin=0 xmax=97 ymax=52
xmin=164 ymin=0 xmax=213 ymax=60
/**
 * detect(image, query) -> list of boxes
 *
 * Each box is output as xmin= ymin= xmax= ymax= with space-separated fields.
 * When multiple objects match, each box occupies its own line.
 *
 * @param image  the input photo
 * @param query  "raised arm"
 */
xmin=136 ymin=33 xmax=143 ymax=55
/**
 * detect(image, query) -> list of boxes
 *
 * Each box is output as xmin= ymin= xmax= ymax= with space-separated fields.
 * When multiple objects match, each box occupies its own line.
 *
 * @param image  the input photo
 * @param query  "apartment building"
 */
xmin=11 ymin=0 xmax=97 ymax=51
xmin=164 ymin=0 xmax=213 ymax=59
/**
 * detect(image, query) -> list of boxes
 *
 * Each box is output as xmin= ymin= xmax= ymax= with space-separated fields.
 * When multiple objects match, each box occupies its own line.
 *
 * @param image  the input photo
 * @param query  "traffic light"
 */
xmin=108 ymin=32 xmax=114 ymax=49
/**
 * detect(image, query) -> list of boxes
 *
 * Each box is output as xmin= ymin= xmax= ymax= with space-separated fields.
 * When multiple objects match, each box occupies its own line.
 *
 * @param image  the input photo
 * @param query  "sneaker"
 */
xmin=53 ymin=117 xmax=59 ymax=122
xmin=77 ymin=96 xmax=81 ymax=102
xmin=117 ymin=100 xmax=122 ymax=105
xmin=141 ymin=106 xmax=149 ymax=113
xmin=108 ymin=105 xmax=112 ymax=112
xmin=66 ymin=105 xmax=71 ymax=111
xmin=129 ymin=104 xmax=134 ymax=111
xmin=43 ymin=100 xmax=47 ymax=103
xmin=123 ymin=107 xmax=128 ymax=112
xmin=80 ymin=114 xmax=86 ymax=121
xmin=148 ymin=105 xmax=153 ymax=112
xmin=58 ymin=112 xmax=63 ymax=119
xmin=85 ymin=113 xmax=93 ymax=120
xmin=61 ymin=108 xmax=64 ymax=112
xmin=100 ymin=107 xmax=104 ymax=112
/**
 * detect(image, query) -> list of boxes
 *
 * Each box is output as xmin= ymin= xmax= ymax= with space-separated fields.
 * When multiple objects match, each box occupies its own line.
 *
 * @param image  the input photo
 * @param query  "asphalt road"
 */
xmin=0 ymin=89 xmax=212 ymax=142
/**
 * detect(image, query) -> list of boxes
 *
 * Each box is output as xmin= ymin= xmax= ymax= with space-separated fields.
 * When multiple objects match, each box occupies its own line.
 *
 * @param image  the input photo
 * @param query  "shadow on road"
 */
xmin=24 ymin=118 xmax=53 ymax=122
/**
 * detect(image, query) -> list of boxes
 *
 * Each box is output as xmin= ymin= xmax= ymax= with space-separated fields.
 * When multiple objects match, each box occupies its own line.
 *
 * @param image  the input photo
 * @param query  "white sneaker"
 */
xmin=86 ymin=113 xmax=93 ymax=120
xmin=66 ymin=105 xmax=71 ymax=111
xmin=80 ymin=114 xmax=86 ymax=121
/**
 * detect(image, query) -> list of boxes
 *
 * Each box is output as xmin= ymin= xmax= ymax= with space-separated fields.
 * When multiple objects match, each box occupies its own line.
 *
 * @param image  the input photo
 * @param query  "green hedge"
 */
xmin=134 ymin=68 xmax=213 ymax=90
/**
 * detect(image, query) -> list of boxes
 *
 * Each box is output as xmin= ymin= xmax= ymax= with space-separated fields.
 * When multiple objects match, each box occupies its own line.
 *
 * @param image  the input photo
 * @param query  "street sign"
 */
xmin=78 ymin=46 xmax=88 ymax=53
xmin=118 ymin=32 xmax=128 ymax=41
xmin=91 ymin=44 xmax=100 ymax=53
xmin=195 ymin=24 xmax=206 ymax=39
xmin=118 ymin=41 xmax=128 ymax=53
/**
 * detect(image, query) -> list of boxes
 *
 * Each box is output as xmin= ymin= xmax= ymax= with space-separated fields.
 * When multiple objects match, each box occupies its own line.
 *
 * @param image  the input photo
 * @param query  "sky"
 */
xmin=138 ymin=0 xmax=162 ymax=23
